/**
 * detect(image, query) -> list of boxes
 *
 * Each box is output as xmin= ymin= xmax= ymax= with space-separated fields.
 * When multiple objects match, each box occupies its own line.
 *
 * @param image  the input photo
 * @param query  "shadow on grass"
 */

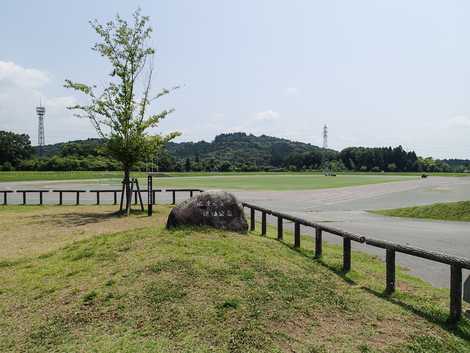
xmin=364 ymin=287 xmax=470 ymax=341
xmin=315 ymin=259 xmax=357 ymax=285
xmin=255 ymin=231 xmax=470 ymax=339
xmin=29 ymin=209 xmax=146 ymax=227
xmin=272 ymin=237 xmax=357 ymax=285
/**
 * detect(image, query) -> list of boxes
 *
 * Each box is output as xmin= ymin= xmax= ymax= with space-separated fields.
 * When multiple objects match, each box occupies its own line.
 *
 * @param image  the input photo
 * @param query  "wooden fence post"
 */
xmin=147 ymin=175 xmax=153 ymax=216
xmin=3 ymin=192 xmax=6 ymax=205
xmin=39 ymin=192 xmax=43 ymax=206
xmin=22 ymin=191 xmax=26 ymax=205
xmin=277 ymin=217 xmax=283 ymax=240
xmin=315 ymin=227 xmax=323 ymax=258
xmin=261 ymin=211 xmax=267 ymax=236
xmin=190 ymin=190 xmax=194 ymax=198
xmin=294 ymin=222 xmax=300 ymax=248
xmin=386 ymin=249 xmax=396 ymax=294
xmin=250 ymin=208 xmax=255 ymax=231
xmin=76 ymin=191 xmax=80 ymax=205
xmin=172 ymin=191 xmax=176 ymax=205
xmin=113 ymin=191 xmax=117 ymax=205
xmin=96 ymin=192 xmax=100 ymax=205
xmin=343 ymin=238 xmax=351 ymax=272
xmin=59 ymin=191 xmax=63 ymax=205
xmin=450 ymin=265 xmax=462 ymax=323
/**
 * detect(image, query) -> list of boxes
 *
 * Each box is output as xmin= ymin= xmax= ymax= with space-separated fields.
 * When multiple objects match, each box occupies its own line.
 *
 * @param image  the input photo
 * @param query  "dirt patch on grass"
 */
xmin=0 ymin=205 xmax=168 ymax=260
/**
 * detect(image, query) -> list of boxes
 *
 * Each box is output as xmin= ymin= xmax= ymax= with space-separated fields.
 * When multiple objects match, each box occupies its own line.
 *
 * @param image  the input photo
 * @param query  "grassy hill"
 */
xmin=372 ymin=201 xmax=470 ymax=222
xmin=0 ymin=205 xmax=469 ymax=352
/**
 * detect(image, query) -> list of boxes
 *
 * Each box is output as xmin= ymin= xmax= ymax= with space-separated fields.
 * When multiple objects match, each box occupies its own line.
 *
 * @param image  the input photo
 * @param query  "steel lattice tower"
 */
xmin=322 ymin=124 xmax=328 ymax=149
xmin=36 ymin=105 xmax=46 ymax=153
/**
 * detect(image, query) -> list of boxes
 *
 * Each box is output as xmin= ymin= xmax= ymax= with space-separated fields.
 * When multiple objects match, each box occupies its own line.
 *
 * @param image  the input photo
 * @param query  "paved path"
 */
xmin=232 ymin=177 xmax=470 ymax=288
xmin=2 ymin=176 xmax=470 ymax=288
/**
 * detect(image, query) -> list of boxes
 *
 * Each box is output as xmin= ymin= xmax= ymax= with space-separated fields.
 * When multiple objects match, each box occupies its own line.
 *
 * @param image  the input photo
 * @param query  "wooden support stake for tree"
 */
xmin=152 ymin=190 xmax=156 ymax=205
xmin=450 ymin=265 xmax=462 ymax=323
xmin=343 ymin=238 xmax=351 ymax=272
xmin=261 ymin=211 xmax=267 ymax=236
xmin=386 ymin=249 xmax=396 ymax=294
xmin=134 ymin=178 xmax=144 ymax=212
xmin=294 ymin=222 xmax=300 ymax=248
xmin=315 ymin=227 xmax=322 ymax=258
xmin=277 ymin=217 xmax=283 ymax=240
xmin=119 ymin=182 xmax=125 ymax=212
xmin=134 ymin=190 xmax=138 ymax=205
xmin=126 ymin=181 xmax=134 ymax=216
xmin=250 ymin=208 xmax=255 ymax=231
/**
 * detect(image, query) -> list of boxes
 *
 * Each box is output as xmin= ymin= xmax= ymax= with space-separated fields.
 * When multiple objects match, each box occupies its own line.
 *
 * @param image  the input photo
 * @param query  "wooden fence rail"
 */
xmin=0 ymin=188 xmax=203 ymax=206
xmin=0 ymin=190 xmax=13 ymax=205
xmin=242 ymin=202 xmax=469 ymax=323
xmin=16 ymin=190 xmax=50 ymax=205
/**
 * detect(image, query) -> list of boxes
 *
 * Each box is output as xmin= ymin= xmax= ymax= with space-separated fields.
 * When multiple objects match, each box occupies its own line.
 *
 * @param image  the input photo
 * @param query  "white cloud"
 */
xmin=0 ymin=60 xmax=92 ymax=145
xmin=448 ymin=115 xmax=470 ymax=128
xmin=0 ymin=61 xmax=49 ymax=89
xmin=254 ymin=110 xmax=280 ymax=121
xmin=285 ymin=87 xmax=298 ymax=96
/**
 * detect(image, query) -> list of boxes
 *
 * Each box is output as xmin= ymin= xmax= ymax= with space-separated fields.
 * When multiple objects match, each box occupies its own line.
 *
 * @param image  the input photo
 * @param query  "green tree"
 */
xmin=0 ymin=131 xmax=33 ymax=168
xmin=65 ymin=9 xmax=180 ymax=213
xmin=184 ymin=157 xmax=192 ymax=172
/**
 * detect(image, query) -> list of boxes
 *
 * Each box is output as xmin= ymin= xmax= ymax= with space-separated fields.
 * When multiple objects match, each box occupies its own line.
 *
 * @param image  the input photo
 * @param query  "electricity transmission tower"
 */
xmin=322 ymin=124 xmax=330 ymax=175
xmin=322 ymin=124 xmax=328 ymax=149
xmin=36 ymin=104 xmax=46 ymax=155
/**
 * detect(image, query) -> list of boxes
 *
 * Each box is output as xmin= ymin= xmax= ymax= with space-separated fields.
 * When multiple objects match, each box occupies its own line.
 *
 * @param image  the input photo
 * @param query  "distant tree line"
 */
xmin=0 ymin=130 xmax=468 ymax=173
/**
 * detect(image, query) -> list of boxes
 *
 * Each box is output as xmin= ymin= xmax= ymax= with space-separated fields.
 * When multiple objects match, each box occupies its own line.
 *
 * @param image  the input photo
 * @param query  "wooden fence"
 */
xmin=0 ymin=188 xmax=203 ymax=206
xmin=242 ymin=202 xmax=470 ymax=324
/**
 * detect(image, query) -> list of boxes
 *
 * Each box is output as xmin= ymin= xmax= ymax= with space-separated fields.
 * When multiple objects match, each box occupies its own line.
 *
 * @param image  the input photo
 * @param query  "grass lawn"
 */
xmin=371 ymin=201 xmax=470 ymax=222
xmin=0 ymin=205 xmax=469 ymax=352
xmin=0 ymin=171 xmax=418 ymax=191
xmin=0 ymin=171 xmax=467 ymax=183
xmin=140 ymin=174 xmax=416 ymax=191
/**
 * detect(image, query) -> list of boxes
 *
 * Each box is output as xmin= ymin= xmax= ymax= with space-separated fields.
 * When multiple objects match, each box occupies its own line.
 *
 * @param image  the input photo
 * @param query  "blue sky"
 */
xmin=1 ymin=0 xmax=470 ymax=158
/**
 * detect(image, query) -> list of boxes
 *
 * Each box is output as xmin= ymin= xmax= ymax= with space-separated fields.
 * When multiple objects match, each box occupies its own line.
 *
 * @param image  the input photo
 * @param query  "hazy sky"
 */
xmin=1 ymin=0 xmax=470 ymax=158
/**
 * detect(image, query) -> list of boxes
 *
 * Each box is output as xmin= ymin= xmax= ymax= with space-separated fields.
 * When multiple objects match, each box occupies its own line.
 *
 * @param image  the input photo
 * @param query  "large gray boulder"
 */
xmin=166 ymin=191 xmax=248 ymax=234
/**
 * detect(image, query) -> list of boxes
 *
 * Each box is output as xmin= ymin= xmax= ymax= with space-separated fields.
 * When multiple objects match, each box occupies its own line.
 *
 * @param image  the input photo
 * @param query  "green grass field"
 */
xmin=0 ymin=205 xmax=469 ymax=352
xmin=0 ymin=170 xmax=467 ymax=183
xmin=145 ymin=174 xmax=416 ymax=191
xmin=372 ymin=201 xmax=470 ymax=222
xmin=0 ymin=171 xmax=420 ymax=191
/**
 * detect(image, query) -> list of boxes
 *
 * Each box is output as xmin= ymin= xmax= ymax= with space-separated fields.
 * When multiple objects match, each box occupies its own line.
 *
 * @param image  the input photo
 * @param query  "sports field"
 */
xmin=0 ymin=171 xmax=467 ymax=183
xmin=147 ymin=174 xmax=416 ymax=191
xmin=0 ymin=171 xmax=418 ymax=191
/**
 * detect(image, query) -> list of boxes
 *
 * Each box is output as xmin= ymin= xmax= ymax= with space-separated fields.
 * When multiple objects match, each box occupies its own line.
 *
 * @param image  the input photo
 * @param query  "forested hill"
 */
xmin=166 ymin=133 xmax=336 ymax=171
xmin=14 ymin=131 xmax=467 ymax=172
xmin=30 ymin=133 xmax=336 ymax=171
xmin=34 ymin=138 xmax=104 ymax=157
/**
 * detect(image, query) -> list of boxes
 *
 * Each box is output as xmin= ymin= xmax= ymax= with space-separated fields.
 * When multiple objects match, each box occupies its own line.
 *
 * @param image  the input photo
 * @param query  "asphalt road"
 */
xmin=232 ymin=176 xmax=470 ymax=288
xmin=1 ymin=176 xmax=470 ymax=288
